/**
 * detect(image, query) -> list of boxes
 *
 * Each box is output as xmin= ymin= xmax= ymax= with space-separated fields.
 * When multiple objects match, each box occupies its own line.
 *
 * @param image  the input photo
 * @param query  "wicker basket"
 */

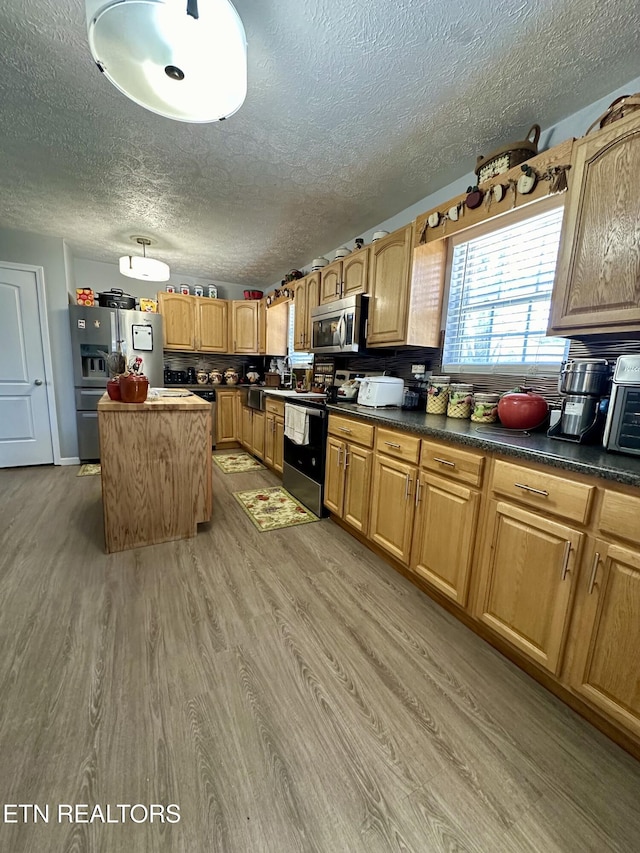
xmin=475 ymin=124 xmax=540 ymax=184
xmin=586 ymin=94 xmax=640 ymax=134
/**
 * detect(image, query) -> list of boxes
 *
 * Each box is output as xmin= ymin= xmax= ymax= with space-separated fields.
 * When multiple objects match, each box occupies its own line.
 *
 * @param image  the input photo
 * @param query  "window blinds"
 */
xmin=442 ymin=206 xmax=568 ymax=374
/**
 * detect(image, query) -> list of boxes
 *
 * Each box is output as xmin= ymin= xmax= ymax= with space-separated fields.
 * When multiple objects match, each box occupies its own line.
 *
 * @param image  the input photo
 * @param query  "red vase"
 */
xmin=119 ymin=374 xmax=149 ymax=404
xmin=106 ymin=378 xmax=121 ymax=401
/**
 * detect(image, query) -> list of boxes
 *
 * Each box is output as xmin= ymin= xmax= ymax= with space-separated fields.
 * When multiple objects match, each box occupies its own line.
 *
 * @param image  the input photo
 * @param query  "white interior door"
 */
xmin=0 ymin=265 xmax=54 ymax=467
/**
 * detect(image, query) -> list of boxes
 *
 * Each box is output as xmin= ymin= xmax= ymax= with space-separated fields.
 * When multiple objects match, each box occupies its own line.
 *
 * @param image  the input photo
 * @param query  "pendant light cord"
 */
xmin=186 ymin=0 xmax=199 ymax=19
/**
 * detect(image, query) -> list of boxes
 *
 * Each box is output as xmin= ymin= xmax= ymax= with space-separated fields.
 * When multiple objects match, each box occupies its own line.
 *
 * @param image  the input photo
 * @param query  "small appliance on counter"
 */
xmin=603 ymin=355 xmax=640 ymax=457
xmin=357 ymin=376 xmax=404 ymax=408
xmin=548 ymin=358 xmax=612 ymax=443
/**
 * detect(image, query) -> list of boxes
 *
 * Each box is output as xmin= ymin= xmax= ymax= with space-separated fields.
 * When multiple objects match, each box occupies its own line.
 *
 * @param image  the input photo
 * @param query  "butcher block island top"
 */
xmin=97 ymin=392 xmax=212 ymax=553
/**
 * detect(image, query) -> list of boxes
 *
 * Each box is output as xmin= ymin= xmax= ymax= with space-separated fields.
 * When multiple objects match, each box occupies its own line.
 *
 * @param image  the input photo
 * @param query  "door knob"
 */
xmin=34 ymin=379 xmax=44 ymax=386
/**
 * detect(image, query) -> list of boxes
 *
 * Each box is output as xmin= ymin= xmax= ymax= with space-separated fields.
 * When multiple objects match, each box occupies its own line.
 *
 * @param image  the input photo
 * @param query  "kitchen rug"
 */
xmin=77 ymin=464 xmax=101 ymax=477
xmin=212 ymin=452 xmax=265 ymax=474
xmin=233 ymin=487 xmax=319 ymax=531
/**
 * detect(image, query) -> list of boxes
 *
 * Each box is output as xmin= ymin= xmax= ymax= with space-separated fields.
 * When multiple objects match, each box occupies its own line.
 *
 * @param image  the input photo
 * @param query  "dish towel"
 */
xmin=284 ymin=403 xmax=310 ymax=445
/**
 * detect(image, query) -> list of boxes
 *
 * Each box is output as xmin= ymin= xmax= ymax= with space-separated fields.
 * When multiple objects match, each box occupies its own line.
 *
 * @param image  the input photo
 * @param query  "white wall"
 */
xmin=275 ymin=73 xmax=640 ymax=284
xmin=73 ymin=257 xmax=247 ymax=301
xmin=0 ymin=227 xmax=77 ymax=459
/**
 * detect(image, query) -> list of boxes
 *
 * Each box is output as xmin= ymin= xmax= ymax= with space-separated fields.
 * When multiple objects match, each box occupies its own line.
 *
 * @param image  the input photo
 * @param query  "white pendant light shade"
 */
xmin=119 ymin=238 xmax=170 ymax=281
xmin=86 ymin=0 xmax=247 ymax=123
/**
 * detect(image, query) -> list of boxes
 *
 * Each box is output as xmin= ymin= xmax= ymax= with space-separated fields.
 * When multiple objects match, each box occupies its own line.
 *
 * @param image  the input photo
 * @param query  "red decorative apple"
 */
xmin=497 ymin=389 xmax=549 ymax=430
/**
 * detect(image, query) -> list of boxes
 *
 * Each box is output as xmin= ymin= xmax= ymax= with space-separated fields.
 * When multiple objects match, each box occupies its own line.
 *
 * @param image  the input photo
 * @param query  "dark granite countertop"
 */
xmin=327 ymin=403 xmax=640 ymax=488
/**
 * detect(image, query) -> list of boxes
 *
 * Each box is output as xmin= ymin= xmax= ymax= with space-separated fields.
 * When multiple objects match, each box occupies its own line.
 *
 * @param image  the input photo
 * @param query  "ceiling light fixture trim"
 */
xmin=86 ymin=0 xmax=247 ymax=123
xmin=119 ymin=237 xmax=170 ymax=281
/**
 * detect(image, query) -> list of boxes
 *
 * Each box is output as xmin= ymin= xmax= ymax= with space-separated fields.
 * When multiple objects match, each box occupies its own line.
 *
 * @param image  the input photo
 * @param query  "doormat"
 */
xmin=77 ymin=464 xmax=101 ymax=477
xmin=233 ymin=487 xmax=319 ymax=531
xmin=212 ymin=452 xmax=265 ymax=474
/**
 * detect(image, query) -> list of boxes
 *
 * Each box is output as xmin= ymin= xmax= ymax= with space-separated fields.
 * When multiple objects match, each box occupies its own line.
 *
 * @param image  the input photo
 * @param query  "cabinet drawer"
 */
xmin=375 ymin=427 xmax=421 ymax=465
xmin=328 ymin=415 xmax=374 ymax=448
xmin=491 ymin=460 xmax=594 ymax=525
xmin=421 ymin=439 xmax=485 ymax=487
xmin=599 ymin=490 xmax=640 ymax=546
xmin=265 ymin=397 xmax=285 ymax=417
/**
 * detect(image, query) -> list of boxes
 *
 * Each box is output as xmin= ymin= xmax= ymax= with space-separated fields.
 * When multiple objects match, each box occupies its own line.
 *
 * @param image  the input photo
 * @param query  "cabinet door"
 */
xmin=234 ymin=393 xmax=242 ymax=441
xmin=343 ymin=443 xmax=373 ymax=535
xmin=292 ymin=279 xmax=308 ymax=351
xmin=304 ymin=272 xmax=320 ymax=349
xmin=274 ymin=417 xmax=284 ymax=474
xmin=232 ymin=301 xmax=259 ymax=353
xmin=367 ymin=225 xmax=413 ymax=346
xmin=216 ymin=391 xmax=237 ymax=447
xmin=549 ymin=113 xmax=640 ymax=334
xmin=324 ymin=436 xmax=346 ymax=516
xmin=342 ymin=248 xmax=369 ymax=298
xmin=369 ymin=453 xmax=416 ymax=564
xmin=258 ymin=300 xmax=266 ymax=354
xmin=241 ymin=406 xmax=253 ymax=450
xmin=569 ymin=540 xmax=640 ymax=738
xmin=264 ymin=413 xmax=275 ymax=467
xmin=157 ymin=293 xmax=195 ymax=350
xmin=410 ymin=473 xmax=480 ymax=607
xmin=252 ymin=410 xmax=265 ymax=459
xmin=476 ymin=500 xmax=582 ymax=674
xmin=320 ymin=263 xmax=342 ymax=304
xmin=197 ymin=298 xmax=228 ymax=352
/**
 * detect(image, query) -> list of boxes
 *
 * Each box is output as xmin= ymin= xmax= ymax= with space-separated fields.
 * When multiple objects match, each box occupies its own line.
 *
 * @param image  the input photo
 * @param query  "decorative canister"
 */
xmin=179 ymin=284 xmax=190 ymax=296
xmin=471 ymin=392 xmax=500 ymax=423
xmin=447 ymin=383 xmax=474 ymax=419
xmin=208 ymin=285 xmax=218 ymax=299
xmin=196 ymin=370 xmax=208 ymax=385
xmin=426 ymin=375 xmax=451 ymax=414
xmin=119 ymin=374 xmax=149 ymax=404
xmin=209 ymin=370 xmax=223 ymax=385
xmin=194 ymin=285 xmax=204 ymax=297
xmin=224 ymin=369 xmax=239 ymax=385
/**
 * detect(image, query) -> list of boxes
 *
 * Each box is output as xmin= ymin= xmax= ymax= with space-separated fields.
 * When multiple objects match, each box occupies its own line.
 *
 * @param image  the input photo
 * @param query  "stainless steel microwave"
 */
xmin=603 ymin=355 xmax=640 ymax=457
xmin=310 ymin=294 xmax=368 ymax=354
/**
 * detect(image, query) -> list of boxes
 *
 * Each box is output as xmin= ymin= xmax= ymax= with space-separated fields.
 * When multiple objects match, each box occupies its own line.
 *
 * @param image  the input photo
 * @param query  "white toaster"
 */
xmin=357 ymin=376 xmax=404 ymax=408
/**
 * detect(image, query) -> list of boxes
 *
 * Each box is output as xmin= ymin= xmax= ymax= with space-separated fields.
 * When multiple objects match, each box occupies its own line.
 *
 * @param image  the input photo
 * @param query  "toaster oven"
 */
xmin=603 ymin=355 xmax=640 ymax=456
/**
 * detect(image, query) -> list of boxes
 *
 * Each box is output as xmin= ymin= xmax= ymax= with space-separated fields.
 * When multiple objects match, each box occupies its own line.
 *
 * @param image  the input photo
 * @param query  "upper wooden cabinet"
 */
xmin=197 ymin=297 xmax=228 ymax=352
xmin=367 ymin=224 xmax=444 ymax=348
xmin=292 ymin=272 xmax=320 ymax=351
xmin=157 ymin=292 xmax=196 ymax=350
xmin=549 ymin=112 xmax=640 ymax=335
xmin=319 ymin=248 xmax=370 ymax=304
xmin=265 ymin=300 xmax=288 ymax=356
xmin=231 ymin=300 xmax=265 ymax=354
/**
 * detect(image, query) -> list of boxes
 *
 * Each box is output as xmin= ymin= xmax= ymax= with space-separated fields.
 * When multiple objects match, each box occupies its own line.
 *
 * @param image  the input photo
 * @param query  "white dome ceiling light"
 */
xmin=119 ymin=237 xmax=171 ymax=281
xmin=86 ymin=0 xmax=248 ymax=123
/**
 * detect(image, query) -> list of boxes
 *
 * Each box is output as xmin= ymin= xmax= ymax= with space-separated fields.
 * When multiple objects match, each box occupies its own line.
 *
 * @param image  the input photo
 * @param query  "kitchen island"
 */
xmin=97 ymin=392 xmax=212 ymax=553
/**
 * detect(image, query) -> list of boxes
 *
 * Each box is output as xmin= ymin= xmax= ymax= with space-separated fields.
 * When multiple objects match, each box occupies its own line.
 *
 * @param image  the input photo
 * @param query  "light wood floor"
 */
xmin=1 ymin=461 xmax=639 ymax=853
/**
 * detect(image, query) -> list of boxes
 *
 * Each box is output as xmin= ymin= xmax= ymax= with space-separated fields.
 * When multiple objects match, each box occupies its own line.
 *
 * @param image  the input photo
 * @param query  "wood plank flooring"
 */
xmin=0 ymin=461 xmax=639 ymax=852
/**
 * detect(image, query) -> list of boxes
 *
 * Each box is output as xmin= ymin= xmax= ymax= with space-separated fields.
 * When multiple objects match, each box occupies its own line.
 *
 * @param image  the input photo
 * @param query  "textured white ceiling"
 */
xmin=0 ymin=0 xmax=639 ymax=285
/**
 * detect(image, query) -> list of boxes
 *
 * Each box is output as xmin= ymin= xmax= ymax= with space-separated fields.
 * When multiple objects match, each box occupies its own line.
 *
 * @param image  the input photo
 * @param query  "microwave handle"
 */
xmin=338 ymin=314 xmax=346 ymax=350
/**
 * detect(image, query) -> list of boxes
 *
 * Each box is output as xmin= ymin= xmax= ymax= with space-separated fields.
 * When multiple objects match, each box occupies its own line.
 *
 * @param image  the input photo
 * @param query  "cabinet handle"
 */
xmin=335 ymin=281 xmax=340 ymax=295
xmin=338 ymin=427 xmax=352 ymax=434
xmin=404 ymin=473 xmax=412 ymax=499
xmin=344 ymin=450 xmax=349 ymax=470
xmin=385 ymin=441 xmax=401 ymax=449
xmin=561 ymin=540 xmax=571 ymax=581
xmin=514 ymin=482 xmax=549 ymax=497
xmin=414 ymin=478 xmax=422 ymax=506
xmin=588 ymin=552 xmax=600 ymax=594
xmin=337 ymin=447 xmax=342 ymax=468
xmin=433 ymin=456 xmax=455 ymax=467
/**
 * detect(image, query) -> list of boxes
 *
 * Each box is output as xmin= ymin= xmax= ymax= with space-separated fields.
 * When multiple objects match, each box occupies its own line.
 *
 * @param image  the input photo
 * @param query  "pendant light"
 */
xmin=86 ymin=0 xmax=247 ymax=123
xmin=119 ymin=238 xmax=170 ymax=282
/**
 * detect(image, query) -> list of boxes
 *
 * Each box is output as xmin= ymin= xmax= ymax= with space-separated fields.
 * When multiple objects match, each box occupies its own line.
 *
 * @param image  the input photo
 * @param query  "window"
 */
xmin=287 ymin=304 xmax=313 ymax=367
xmin=442 ymin=203 xmax=569 ymax=374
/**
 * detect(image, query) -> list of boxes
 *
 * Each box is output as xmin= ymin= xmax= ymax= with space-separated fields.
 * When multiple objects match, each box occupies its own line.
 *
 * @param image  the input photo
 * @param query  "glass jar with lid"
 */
xmin=426 ymin=375 xmax=451 ymax=414
xmin=447 ymin=383 xmax=473 ymax=418
xmin=471 ymin=392 xmax=500 ymax=423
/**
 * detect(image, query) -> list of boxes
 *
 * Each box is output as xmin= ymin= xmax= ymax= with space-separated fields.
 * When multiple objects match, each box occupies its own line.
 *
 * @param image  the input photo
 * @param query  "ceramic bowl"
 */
xmin=334 ymin=247 xmax=351 ymax=259
xmin=311 ymin=257 xmax=329 ymax=270
xmin=372 ymin=230 xmax=390 ymax=242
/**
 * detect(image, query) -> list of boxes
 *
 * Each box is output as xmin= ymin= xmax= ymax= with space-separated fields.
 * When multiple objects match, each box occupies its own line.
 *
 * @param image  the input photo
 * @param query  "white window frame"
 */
xmin=287 ymin=303 xmax=313 ymax=367
xmin=441 ymin=196 xmax=569 ymax=377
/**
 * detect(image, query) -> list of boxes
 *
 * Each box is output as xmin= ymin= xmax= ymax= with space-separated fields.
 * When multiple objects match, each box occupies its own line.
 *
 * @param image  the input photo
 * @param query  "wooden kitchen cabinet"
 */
xmin=319 ymin=248 xmax=370 ymax=304
xmin=215 ymin=389 xmax=238 ymax=448
xmin=324 ymin=433 xmax=373 ymax=535
xmin=241 ymin=405 xmax=253 ymax=449
xmin=292 ymin=272 xmax=320 ymax=351
xmin=231 ymin=300 xmax=264 ymax=354
xmin=252 ymin=410 xmax=265 ymax=460
xmin=549 ymin=111 xmax=640 ymax=335
xmin=197 ymin=297 xmax=228 ymax=352
xmin=264 ymin=397 xmax=285 ymax=473
xmin=475 ymin=500 xmax=583 ymax=674
xmin=157 ymin=292 xmax=196 ymax=350
xmin=369 ymin=451 xmax=417 ymax=564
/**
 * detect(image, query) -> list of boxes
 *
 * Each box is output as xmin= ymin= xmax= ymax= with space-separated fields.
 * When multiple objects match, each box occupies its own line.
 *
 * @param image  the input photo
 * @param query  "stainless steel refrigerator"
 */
xmin=69 ymin=305 xmax=164 ymax=461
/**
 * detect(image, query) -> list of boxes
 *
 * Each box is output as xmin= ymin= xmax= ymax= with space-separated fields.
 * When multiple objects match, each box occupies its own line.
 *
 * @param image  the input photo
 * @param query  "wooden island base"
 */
xmin=97 ymin=393 xmax=212 ymax=553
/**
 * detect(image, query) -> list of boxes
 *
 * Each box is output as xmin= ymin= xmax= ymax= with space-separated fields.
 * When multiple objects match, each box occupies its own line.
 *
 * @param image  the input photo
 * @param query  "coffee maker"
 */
xmin=548 ymin=359 xmax=612 ymax=443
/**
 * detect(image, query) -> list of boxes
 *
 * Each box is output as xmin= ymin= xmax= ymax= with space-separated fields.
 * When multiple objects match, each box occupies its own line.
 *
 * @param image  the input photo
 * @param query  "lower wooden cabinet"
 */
xmin=369 ymin=452 xmax=417 ymax=564
xmin=215 ymin=390 xmax=238 ymax=448
xmin=241 ymin=406 xmax=252 ymax=450
xmin=264 ymin=412 xmax=284 ymax=473
xmin=324 ymin=436 xmax=372 ymax=535
xmin=568 ymin=539 xmax=640 ymax=738
xmin=252 ymin=410 xmax=265 ymax=460
xmin=475 ymin=500 xmax=583 ymax=674
xmin=410 ymin=472 xmax=480 ymax=606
